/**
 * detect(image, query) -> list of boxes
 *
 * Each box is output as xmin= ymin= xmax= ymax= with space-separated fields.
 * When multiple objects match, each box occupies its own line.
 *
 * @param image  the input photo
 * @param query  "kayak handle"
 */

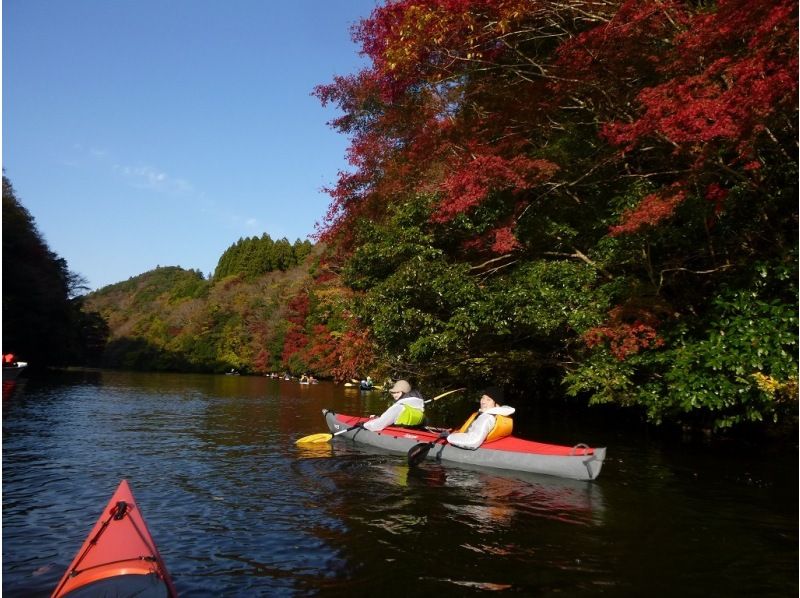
xmin=570 ymin=443 xmax=590 ymax=456
xmin=113 ymin=501 xmax=128 ymax=520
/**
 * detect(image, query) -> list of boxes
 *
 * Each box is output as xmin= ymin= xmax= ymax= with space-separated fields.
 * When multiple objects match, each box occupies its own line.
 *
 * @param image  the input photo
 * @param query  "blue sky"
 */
xmin=3 ymin=0 xmax=378 ymax=290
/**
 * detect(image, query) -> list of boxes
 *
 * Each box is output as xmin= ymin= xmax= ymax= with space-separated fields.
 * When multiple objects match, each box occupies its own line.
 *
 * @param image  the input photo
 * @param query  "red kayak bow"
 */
xmin=51 ymin=479 xmax=177 ymax=597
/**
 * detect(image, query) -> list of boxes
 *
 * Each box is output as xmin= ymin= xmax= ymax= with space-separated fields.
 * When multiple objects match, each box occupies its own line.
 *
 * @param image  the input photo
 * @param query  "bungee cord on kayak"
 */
xmin=51 ymin=480 xmax=177 ymax=598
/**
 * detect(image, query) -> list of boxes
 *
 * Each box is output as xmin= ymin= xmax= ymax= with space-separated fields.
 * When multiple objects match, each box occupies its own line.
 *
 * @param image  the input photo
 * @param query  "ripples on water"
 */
xmin=3 ymin=371 xmax=797 ymax=596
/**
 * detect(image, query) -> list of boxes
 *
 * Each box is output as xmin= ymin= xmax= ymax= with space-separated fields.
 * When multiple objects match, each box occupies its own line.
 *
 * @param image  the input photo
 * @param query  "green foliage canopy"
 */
xmin=310 ymin=0 xmax=798 ymax=430
xmin=213 ymin=234 xmax=312 ymax=279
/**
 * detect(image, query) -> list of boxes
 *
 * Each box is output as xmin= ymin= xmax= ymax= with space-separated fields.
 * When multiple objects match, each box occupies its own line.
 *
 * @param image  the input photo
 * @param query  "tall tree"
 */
xmin=314 ymin=0 xmax=797 ymax=428
xmin=2 ymin=175 xmax=97 ymax=366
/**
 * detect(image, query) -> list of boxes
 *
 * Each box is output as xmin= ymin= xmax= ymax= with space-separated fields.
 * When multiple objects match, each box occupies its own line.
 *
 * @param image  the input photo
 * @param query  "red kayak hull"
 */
xmin=51 ymin=479 xmax=177 ymax=597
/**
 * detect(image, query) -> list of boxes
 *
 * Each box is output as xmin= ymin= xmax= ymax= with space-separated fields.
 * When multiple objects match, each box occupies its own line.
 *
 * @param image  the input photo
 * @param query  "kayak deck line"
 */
xmin=323 ymin=409 xmax=606 ymax=481
xmin=60 ymin=503 xmax=162 ymax=580
xmin=51 ymin=479 xmax=177 ymax=598
xmin=332 ymin=413 xmax=598 ymax=456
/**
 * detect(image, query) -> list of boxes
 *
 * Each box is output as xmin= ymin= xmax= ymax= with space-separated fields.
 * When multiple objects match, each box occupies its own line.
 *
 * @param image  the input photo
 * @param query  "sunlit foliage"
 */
xmin=311 ymin=0 xmax=797 ymax=429
xmin=213 ymin=234 xmax=313 ymax=279
xmin=59 ymin=1 xmax=798 ymax=430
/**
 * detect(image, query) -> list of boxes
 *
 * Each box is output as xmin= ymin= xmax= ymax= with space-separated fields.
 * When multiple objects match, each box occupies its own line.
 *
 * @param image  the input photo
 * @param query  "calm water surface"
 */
xmin=2 ymin=371 xmax=797 ymax=596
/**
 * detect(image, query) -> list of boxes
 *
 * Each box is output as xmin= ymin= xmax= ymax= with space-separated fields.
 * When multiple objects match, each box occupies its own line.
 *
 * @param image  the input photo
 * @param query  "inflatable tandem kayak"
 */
xmin=323 ymin=409 xmax=606 ymax=481
xmin=52 ymin=479 xmax=177 ymax=598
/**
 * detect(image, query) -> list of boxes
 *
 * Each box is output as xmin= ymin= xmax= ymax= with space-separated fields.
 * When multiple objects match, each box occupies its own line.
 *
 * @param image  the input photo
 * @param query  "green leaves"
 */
xmin=213 ymin=235 xmax=312 ymax=280
xmin=567 ymin=258 xmax=798 ymax=429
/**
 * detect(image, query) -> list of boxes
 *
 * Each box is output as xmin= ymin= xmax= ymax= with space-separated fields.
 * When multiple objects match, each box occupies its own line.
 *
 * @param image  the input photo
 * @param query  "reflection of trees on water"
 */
xmin=430 ymin=465 xmax=606 ymax=530
xmin=302 ymin=438 xmax=606 ymax=529
xmin=321 ymin=452 xmax=607 ymax=536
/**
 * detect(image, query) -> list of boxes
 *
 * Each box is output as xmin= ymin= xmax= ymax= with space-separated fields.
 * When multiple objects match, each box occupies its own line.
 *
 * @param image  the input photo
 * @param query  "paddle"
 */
xmin=405 ymin=387 xmax=466 ymax=466
xmin=295 ymin=387 xmax=465 ymax=445
xmin=424 ymin=387 xmax=465 ymax=403
xmin=407 ymin=430 xmax=450 ymax=466
xmin=295 ymin=423 xmax=365 ymax=445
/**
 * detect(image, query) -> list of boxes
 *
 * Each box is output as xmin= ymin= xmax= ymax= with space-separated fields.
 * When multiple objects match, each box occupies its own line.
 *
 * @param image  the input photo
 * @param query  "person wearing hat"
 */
xmin=363 ymin=379 xmax=425 ymax=431
xmin=446 ymin=387 xmax=515 ymax=449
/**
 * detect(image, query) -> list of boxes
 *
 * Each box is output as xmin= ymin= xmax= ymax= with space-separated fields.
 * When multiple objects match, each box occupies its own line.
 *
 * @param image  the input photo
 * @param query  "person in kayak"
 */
xmin=363 ymin=379 xmax=425 ymax=431
xmin=447 ymin=387 xmax=515 ymax=449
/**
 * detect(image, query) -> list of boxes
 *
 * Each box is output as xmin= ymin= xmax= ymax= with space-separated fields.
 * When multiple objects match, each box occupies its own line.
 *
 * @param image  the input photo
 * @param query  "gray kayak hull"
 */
xmin=323 ymin=409 xmax=606 ymax=481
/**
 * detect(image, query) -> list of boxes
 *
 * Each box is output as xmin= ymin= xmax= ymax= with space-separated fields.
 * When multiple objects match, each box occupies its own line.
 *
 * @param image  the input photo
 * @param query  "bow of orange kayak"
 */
xmin=51 ymin=479 xmax=177 ymax=598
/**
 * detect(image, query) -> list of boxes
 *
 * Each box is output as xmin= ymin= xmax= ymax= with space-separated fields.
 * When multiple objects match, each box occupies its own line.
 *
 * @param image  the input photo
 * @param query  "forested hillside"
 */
xmin=77 ymin=0 xmax=796 ymax=432
xmin=83 ymin=244 xmax=370 ymax=378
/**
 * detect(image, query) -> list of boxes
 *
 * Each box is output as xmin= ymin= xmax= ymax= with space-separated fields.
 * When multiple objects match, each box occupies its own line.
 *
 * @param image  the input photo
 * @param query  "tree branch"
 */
xmin=658 ymin=264 xmax=733 ymax=289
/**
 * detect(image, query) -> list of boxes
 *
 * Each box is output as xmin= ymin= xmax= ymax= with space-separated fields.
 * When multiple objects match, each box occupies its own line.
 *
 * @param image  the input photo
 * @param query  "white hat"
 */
xmin=389 ymin=380 xmax=411 ymax=394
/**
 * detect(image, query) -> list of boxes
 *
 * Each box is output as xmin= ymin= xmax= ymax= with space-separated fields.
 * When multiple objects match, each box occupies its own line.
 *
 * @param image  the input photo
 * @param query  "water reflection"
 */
xmin=294 ymin=441 xmax=606 ymax=545
xmin=320 ymin=443 xmax=606 ymax=524
xmin=295 ymin=442 xmax=335 ymax=460
xmin=3 ymin=379 xmax=19 ymax=400
xmin=3 ymin=372 xmax=795 ymax=597
xmin=438 ymin=465 xmax=605 ymax=528
xmin=288 ymin=445 xmax=612 ymax=595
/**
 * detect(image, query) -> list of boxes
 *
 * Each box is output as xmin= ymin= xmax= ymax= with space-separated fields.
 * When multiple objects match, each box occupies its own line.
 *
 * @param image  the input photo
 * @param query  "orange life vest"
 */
xmin=457 ymin=411 xmax=514 ymax=443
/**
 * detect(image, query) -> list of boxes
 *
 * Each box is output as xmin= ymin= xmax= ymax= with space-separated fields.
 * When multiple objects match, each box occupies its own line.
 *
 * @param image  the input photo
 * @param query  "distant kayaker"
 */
xmin=363 ymin=379 xmax=425 ymax=431
xmin=447 ymin=387 xmax=515 ymax=449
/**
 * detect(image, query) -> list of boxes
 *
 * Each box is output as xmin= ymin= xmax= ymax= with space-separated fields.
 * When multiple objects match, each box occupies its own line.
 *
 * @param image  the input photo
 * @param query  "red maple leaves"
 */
xmin=312 ymin=0 xmax=797 ymax=366
xmin=610 ymin=185 xmax=687 ymax=236
xmin=434 ymin=151 xmax=557 ymax=224
xmin=584 ymin=305 xmax=666 ymax=360
xmin=558 ymin=0 xmax=796 ymax=234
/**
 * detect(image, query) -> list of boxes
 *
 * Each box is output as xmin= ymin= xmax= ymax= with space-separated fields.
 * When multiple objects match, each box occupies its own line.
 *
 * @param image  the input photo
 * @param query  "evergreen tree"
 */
xmin=213 ymin=234 xmax=314 ymax=279
xmin=2 ymin=175 xmax=99 ymax=367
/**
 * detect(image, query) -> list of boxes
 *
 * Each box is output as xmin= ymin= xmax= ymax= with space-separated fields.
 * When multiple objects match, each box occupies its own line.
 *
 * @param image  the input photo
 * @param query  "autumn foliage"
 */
xmin=312 ymin=0 xmax=797 ymax=429
xmin=71 ymin=1 xmax=796 ymax=430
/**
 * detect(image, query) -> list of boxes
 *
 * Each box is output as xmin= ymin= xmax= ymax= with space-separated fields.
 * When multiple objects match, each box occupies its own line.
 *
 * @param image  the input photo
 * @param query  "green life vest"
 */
xmin=395 ymin=403 xmax=424 ymax=426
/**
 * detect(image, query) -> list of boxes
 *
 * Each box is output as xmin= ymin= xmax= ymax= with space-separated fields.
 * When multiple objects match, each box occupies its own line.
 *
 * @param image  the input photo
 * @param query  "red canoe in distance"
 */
xmin=51 ymin=479 xmax=177 ymax=598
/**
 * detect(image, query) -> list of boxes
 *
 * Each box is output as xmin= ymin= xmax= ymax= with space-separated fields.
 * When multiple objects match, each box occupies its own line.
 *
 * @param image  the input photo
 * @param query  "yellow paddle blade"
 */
xmin=295 ymin=433 xmax=333 ymax=445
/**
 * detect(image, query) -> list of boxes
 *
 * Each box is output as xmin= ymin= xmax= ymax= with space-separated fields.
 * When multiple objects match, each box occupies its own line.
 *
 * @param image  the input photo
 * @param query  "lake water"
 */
xmin=2 ymin=371 xmax=797 ymax=596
